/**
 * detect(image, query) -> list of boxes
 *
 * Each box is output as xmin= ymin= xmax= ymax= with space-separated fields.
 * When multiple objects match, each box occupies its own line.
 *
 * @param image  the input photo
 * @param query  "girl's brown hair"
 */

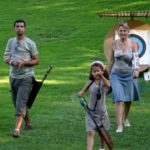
xmin=89 ymin=63 xmax=109 ymax=81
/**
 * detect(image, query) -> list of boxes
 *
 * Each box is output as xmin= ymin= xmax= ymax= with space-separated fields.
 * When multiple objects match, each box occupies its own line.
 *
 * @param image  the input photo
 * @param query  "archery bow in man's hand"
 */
xmin=27 ymin=65 xmax=53 ymax=108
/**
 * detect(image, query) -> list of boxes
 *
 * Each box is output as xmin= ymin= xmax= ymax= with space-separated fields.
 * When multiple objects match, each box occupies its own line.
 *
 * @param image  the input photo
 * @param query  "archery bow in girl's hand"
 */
xmin=80 ymin=97 xmax=113 ymax=150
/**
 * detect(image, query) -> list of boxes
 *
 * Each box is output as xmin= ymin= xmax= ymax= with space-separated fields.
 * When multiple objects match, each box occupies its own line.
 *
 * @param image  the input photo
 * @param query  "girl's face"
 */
xmin=91 ymin=66 xmax=103 ymax=80
xmin=118 ymin=26 xmax=129 ymax=39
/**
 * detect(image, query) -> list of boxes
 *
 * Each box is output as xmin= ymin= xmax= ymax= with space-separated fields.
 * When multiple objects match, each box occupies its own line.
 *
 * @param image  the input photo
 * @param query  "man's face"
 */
xmin=14 ymin=22 xmax=25 ymax=36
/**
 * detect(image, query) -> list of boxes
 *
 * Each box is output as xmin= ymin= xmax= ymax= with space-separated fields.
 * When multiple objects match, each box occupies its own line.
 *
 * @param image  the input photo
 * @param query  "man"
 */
xmin=3 ymin=19 xmax=39 ymax=138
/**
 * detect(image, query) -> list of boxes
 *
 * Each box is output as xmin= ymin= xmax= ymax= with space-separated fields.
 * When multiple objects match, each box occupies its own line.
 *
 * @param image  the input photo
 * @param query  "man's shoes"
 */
xmin=23 ymin=123 xmax=32 ymax=130
xmin=13 ymin=129 xmax=20 ymax=138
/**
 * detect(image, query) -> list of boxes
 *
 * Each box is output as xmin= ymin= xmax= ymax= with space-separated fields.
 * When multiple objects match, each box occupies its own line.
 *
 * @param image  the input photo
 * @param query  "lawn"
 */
xmin=0 ymin=0 xmax=150 ymax=149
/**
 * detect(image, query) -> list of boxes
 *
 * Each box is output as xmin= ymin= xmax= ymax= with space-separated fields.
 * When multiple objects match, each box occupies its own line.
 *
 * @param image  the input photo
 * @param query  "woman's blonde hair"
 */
xmin=118 ymin=21 xmax=129 ymax=30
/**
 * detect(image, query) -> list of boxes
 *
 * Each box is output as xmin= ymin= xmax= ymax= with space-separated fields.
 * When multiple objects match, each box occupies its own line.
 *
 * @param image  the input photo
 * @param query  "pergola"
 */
xmin=97 ymin=11 xmax=150 ymax=19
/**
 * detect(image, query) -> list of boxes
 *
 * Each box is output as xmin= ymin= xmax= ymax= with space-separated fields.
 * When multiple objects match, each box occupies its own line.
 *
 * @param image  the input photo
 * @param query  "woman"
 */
xmin=109 ymin=22 xmax=140 ymax=133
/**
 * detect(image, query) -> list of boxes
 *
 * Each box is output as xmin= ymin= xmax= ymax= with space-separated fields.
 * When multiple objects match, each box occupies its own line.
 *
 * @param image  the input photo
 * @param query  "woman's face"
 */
xmin=118 ymin=26 xmax=129 ymax=40
xmin=91 ymin=66 xmax=103 ymax=80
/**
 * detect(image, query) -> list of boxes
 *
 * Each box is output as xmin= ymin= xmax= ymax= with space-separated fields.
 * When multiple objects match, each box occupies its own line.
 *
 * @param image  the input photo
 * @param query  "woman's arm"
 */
xmin=108 ymin=42 xmax=115 ymax=73
xmin=132 ymin=41 xmax=140 ymax=78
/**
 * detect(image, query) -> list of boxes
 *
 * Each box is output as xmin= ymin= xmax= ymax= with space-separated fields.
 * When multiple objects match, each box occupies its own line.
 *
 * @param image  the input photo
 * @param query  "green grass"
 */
xmin=0 ymin=0 xmax=150 ymax=149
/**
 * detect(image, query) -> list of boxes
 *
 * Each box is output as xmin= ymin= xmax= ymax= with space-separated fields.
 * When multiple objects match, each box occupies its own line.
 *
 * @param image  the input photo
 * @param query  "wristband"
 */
xmin=9 ymin=60 xmax=13 ymax=65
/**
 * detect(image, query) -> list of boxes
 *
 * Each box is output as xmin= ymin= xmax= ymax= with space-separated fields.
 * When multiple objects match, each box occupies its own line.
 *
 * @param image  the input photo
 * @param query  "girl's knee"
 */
xmin=88 ymin=131 xmax=95 ymax=137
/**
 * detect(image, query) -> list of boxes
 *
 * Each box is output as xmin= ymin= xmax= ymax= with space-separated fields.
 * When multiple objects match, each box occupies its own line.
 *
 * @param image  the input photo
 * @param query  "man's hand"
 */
xmin=11 ymin=61 xmax=26 ymax=68
xmin=17 ymin=61 xmax=26 ymax=68
xmin=11 ymin=61 xmax=20 ymax=68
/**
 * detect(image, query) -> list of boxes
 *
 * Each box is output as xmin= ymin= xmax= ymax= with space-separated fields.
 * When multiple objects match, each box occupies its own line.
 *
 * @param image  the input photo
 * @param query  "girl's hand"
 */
xmin=132 ymin=70 xmax=139 ymax=78
xmin=77 ymin=91 xmax=85 ymax=97
xmin=96 ymin=71 xmax=104 ymax=78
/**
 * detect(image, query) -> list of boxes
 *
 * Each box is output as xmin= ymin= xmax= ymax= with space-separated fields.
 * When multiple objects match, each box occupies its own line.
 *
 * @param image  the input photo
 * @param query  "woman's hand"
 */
xmin=132 ymin=70 xmax=139 ymax=78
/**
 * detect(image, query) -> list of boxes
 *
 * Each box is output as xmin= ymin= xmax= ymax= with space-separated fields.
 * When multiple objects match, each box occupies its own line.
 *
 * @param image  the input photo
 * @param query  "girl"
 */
xmin=78 ymin=61 xmax=110 ymax=150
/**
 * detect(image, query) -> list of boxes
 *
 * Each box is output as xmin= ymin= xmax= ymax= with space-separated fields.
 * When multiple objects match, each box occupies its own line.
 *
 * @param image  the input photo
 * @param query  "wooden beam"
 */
xmin=97 ymin=11 xmax=150 ymax=18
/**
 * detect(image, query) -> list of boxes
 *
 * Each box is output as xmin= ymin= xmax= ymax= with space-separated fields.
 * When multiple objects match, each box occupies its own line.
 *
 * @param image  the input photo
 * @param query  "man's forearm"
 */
xmin=24 ymin=59 xmax=39 ymax=66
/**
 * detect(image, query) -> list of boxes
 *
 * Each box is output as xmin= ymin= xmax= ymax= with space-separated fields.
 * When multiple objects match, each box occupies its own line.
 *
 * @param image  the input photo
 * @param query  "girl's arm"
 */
xmin=77 ymin=80 xmax=93 ymax=97
xmin=100 ymin=74 xmax=110 ymax=89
